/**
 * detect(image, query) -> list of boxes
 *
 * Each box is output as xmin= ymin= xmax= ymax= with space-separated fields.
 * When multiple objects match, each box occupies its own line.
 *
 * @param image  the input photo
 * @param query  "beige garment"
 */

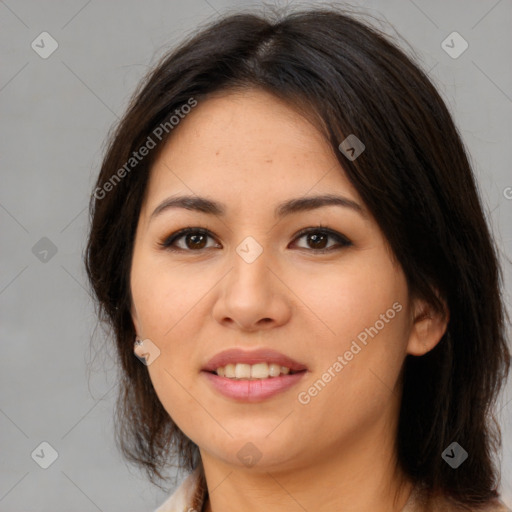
xmin=154 ymin=466 xmax=511 ymax=512
xmin=154 ymin=467 xmax=203 ymax=512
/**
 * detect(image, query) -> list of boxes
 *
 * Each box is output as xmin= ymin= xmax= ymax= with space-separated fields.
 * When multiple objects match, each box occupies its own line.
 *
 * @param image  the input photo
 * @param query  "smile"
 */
xmin=201 ymin=348 xmax=309 ymax=402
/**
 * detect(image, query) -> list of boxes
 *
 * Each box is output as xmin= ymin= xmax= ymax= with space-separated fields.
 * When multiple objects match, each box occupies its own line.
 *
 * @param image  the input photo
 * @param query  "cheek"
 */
xmin=293 ymin=257 xmax=409 ymax=403
xmin=147 ymin=362 xmax=206 ymax=444
xmin=292 ymin=256 xmax=407 ymax=346
xmin=130 ymin=252 xmax=210 ymax=396
xmin=131 ymin=254 xmax=210 ymax=340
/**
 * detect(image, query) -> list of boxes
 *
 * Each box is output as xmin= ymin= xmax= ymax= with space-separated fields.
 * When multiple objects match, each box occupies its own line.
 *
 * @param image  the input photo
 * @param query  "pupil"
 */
xmin=188 ymin=233 xmax=206 ymax=249
xmin=309 ymin=233 xmax=327 ymax=249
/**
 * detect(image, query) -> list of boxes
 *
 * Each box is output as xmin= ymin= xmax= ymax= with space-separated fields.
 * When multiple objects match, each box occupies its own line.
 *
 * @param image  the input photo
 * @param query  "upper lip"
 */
xmin=202 ymin=348 xmax=308 ymax=373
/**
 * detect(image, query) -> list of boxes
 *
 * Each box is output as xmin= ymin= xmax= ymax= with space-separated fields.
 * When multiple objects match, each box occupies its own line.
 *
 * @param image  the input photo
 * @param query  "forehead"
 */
xmin=143 ymin=89 xmax=361 ymax=212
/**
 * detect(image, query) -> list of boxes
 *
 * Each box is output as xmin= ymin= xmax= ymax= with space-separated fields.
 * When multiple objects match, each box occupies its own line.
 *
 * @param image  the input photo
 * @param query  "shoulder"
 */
xmin=154 ymin=467 xmax=205 ymax=512
xmin=438 ymin=494 xmax=511 ymax=512
xmin=464 ymin=499 xmax=511 ymax=512
xmin=445 ymin=499 xmax=511 ymax=512
xmin=404 ymin=484 xmax=511 ymax=512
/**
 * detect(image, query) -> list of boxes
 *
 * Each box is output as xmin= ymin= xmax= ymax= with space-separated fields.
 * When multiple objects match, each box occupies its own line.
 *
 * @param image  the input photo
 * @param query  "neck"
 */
xmin=199 ymin=418 xmax=413 ymax=512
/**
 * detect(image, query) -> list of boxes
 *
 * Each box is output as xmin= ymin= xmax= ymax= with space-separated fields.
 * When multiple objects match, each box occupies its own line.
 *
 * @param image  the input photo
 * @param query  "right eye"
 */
xmin=158 ymin=227 xmax=221 ymax=252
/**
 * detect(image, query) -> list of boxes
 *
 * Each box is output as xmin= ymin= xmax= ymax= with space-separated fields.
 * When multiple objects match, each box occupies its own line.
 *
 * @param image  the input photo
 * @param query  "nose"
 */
xmin=211 ymin=247 xmax=292 ymax=333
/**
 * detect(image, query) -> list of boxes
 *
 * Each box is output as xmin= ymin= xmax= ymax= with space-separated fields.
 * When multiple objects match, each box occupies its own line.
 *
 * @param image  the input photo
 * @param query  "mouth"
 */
xmin=201 ymin=348 xmax=308 ymax=402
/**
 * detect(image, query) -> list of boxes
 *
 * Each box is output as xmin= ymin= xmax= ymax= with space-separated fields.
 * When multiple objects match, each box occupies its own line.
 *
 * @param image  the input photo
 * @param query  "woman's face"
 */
xmin=130 ymin=88 xmax=424 ymax=472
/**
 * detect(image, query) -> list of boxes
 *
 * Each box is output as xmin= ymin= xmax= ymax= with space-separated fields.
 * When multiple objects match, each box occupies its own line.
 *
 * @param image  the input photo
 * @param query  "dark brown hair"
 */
xmin=84 ymin=6 xmax=510 ymax=506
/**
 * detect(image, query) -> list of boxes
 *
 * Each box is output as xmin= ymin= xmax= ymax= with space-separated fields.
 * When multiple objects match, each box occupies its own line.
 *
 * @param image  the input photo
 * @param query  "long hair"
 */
xmin=84 ymin=7 xmax=510 ymax=505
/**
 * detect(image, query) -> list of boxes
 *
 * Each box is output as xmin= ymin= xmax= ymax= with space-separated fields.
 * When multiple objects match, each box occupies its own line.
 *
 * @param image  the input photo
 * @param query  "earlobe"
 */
xmin=407 ymin=299 xmax=449 ymax=356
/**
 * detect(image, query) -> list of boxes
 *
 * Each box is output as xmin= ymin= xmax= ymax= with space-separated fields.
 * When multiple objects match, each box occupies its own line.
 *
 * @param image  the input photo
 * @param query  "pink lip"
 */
xmin=202 ymin=371 xmax=307 ymax=402
xmin=201 ymin=348 xmax=308 ymax=373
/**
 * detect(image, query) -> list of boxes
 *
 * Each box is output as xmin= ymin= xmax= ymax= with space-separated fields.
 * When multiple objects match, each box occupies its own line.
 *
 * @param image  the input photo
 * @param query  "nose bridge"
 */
xmin=235 ymin=234 xmax=266 ymax=266
xmin=212 ymin=233 xmax=290 ymax=330
xmin=230 ymin=233 xmax=273 ymax=300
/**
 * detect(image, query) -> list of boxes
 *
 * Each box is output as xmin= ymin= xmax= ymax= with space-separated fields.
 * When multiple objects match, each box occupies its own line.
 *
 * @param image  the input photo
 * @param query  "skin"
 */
xmin=130 ymin=88 xmax=448 ymax=512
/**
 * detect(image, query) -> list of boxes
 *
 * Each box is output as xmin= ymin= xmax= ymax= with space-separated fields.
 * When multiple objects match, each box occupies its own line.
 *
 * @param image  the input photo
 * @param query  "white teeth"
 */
xmin=235 ymin=363 xmax=251 ymax=379
xmin=268 ymin=363 xmax=281 ymax=377
xmin=214 ymin=362 xmax=295 ymax=379
xmin=251 ymin=362 xmax=269 ymax=379
xmin=224 ymin=363 xmax=236 ymax=378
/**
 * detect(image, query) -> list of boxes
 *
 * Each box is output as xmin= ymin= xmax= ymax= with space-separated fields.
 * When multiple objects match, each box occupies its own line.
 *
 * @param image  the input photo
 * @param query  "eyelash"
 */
xmin=157 ymin=224 xmax=352 ymax=254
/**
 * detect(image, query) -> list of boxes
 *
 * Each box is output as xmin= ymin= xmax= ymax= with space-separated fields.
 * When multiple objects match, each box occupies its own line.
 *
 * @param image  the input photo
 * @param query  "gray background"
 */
xmin=1 ymin=0 xmax=511 ymax=510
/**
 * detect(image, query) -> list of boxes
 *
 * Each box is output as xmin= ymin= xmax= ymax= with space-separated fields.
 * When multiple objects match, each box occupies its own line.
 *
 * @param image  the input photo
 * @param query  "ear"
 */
xmin=406 ymin=296 xmax=449 ymax=356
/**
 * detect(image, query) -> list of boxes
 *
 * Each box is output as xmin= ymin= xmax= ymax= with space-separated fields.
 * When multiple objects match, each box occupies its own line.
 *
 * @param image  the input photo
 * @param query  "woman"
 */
xmin=85 ymin=7 xmax=511 ymax=512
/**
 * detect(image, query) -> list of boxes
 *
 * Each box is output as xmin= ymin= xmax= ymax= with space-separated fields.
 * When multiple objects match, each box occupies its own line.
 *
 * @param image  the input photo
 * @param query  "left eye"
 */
xmin=292 ymin=227 xmax=352 ymax=252
xmin=159 ymin=226 xmax=352 ymax=253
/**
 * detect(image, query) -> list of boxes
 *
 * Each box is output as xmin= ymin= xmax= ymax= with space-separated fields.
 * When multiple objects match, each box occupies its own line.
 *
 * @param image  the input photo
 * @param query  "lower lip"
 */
xmin=202 ymin=370 xmax=307 ymax=402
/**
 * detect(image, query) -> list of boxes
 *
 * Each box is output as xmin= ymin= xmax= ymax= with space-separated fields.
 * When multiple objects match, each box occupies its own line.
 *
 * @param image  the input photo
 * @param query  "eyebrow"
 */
xmin=150 ymin=193 xmax=366 ymax=221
